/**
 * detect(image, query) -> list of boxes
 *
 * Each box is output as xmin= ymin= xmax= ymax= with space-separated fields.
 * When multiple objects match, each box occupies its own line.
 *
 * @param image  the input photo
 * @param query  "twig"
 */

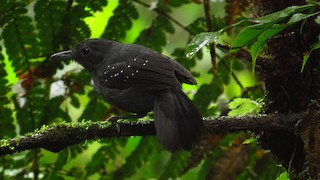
xmin=220 ymin=60 xmax=244 ymax=89
xmin=203 ymin=0 xmax=217 ymax=74
xmin=66 ymin=0 xmax=73 ymax=11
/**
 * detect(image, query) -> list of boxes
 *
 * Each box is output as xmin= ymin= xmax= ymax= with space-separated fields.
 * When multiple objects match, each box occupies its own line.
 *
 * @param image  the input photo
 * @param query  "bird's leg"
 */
xmin=106 ymin=113 xmax=147 ymax=122
xmin=106 ymin=113 xmax=148 ymax=135
xmin=106 ymin=116 xmax=122 ymax=123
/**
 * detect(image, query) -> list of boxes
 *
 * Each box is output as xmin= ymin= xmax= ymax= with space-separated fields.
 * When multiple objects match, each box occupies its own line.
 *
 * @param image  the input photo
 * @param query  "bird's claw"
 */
xmin=106 ymin=116 xmax=121 ymax=135
xmin=107 ymin=116 xmax=122 ymax=123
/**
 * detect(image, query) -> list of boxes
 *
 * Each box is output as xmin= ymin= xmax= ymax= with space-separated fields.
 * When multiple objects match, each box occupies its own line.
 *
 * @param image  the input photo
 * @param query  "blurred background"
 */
xmin=0 ymin=0 xmax=285 ymax=179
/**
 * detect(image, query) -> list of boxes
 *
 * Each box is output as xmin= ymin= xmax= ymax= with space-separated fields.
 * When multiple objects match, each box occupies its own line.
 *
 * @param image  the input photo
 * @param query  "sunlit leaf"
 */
xmin=276 ymin=172 xmax=290 ymax=180
xmin=101 ymin=0 xmax=138 ymax=41
xmin=228 ymin=98 xmax=262 ymax=116
xmin=0 ymin=44 xmax=15 ymax=137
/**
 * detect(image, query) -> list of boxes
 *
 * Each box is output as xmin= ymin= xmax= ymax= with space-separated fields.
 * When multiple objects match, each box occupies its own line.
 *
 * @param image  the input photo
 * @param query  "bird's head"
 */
xmin=50 ymin=39 xmax=113 ymax=72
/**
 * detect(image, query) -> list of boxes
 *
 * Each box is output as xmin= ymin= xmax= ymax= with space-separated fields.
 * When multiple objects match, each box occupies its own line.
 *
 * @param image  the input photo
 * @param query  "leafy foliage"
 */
xmin=101 ymin=0 xmax=138 ymax=41
xmin=187 ymin=2 xmax=320 ymax=72
xmin=113 ymin=137 xmax=158 ymax=179
xmin=158 ymin=151 xmax=190 ymax=179
xmin=2 ymin=0 xmax=316 ymax=179
xmin=34 ymin=0 xmax=66 ymax=55
xmin=135 ymin=14 xmax=174 ymax=52
xmin=2 ymin=3 xmax=40 ymax=75
xmin=0 ymin=44 xmax=15 ymax=138
xmin=193 ymin=76 xmax=223 ymax=115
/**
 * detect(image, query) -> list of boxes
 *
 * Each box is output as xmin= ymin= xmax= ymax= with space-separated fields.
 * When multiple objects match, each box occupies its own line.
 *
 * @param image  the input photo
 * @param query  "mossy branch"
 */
xmin=0 ymin=113 xmax=304 ymax=157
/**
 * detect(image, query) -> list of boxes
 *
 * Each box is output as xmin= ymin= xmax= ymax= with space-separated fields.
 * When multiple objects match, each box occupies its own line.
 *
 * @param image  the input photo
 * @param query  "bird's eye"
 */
xmin=81 ymin=47 xmax=90 ymax=55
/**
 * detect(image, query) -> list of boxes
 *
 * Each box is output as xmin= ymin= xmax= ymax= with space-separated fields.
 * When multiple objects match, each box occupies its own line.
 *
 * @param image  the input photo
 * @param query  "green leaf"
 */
xmin=85 ymin=0 xmax=108 ymax=12
xmin=217 ymin=58 xmax=241 ymax=85
xmin=228 ymin=98 xmax=262 ymax=116
xmin=233 ymin=8 xmax=320 ymax=72
xmin=276 ymin=172 xmax=289 ymax=180
xmin=79 ymin=91 xmax=108 ymax=122
xmin=43 ymin=171 xmax=65 ymax=180
xmin=250 ymin=25 xmax=284 ymax=73
xmin=70 ymin=95 xmax=80 ymax=108
xmin=158 ymin=151 xmax=190 ymax=180
xmin=231 ymin=22 xmax=276 ymax=52
xmin=172 ymin=48 xmax=197 ymax=70
xmin=186 ymin=31 xmax=222 ymax=59
xmin=301 ymin=38 xmax=320 ymax=72
xmin=187 ymin=17 xmax=207 ymax=35
xmin=113 ymin=137 xmax=157 ymax=179
xmin=2 ymin=5 xmax=40 ymax=75
xmin=0 ymin=108 xmax=15 ymax=137
xmin=288 ymin=11 xmax=320 ymax=24
xmin=187 ymin=4 xmax=319 ymax=57
xmin=34 ymin=0 xmax=66 ymax=54
xmin=193 ymin=76 xmax=223 ymax=115
xmin=315 ymin=15 xmax=320 ymax=24
xmin=135 ymin=14 xmax=174 ymax=52
xmin=254 ymin=4 xmax=315 ymax=24
xmin=101 ymin=0 xmax=138 ymax=41
xmin=54 ymin=149 xmax=70 ymax=168
xmin=231 ymin=4 xmax=320 ymax=52
xmin=0 ymin=45 xmax=15 ymax=137
xmin=86 ymin=146 xmax=109 ymax=175
xmin=165 ymin=0 xmax=190 ymax=7
xmin=88 ymin=138 xmax=127 ymax=177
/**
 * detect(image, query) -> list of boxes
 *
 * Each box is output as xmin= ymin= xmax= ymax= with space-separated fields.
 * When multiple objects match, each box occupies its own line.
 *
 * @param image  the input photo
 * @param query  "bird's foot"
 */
xmin=106 ymin=116 xmax=122 ymax=123
xmin=106 ymin=114 xmax=147 ymax=135
xmin=106 ymin=116 xmax=122 ymax=135
xmin=106 ymin=114 xmax=146 ymax=122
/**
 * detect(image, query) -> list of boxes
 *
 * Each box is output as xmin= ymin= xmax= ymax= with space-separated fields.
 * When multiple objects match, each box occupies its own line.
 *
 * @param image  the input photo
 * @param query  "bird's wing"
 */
xmin=99 ymin=54 xmax=188 ymax=91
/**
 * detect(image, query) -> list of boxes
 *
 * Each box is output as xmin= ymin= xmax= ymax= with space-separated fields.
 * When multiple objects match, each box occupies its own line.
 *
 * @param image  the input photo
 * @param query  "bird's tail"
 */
xmin=154 ymin=88 xmax=204 ymax=152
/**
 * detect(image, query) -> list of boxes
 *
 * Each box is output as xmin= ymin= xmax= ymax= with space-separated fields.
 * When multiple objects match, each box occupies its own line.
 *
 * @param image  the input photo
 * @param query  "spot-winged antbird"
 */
xmin=51 ymin=39 xmax=204 ymax=151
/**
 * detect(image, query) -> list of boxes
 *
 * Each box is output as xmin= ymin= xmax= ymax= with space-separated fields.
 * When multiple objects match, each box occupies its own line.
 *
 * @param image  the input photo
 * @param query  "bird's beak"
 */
xmin=50 ymin=50 xmax=73 ymax=60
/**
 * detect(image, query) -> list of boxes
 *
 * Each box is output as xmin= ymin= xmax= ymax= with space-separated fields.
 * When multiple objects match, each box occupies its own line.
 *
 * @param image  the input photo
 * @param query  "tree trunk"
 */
xmin=254 ymin=0 xmax=320 ymax=178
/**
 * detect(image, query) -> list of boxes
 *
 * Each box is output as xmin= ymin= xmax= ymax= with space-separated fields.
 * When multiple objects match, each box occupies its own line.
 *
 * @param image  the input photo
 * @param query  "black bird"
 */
xmin=51 ymin=39 xmax=204 ymax=151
